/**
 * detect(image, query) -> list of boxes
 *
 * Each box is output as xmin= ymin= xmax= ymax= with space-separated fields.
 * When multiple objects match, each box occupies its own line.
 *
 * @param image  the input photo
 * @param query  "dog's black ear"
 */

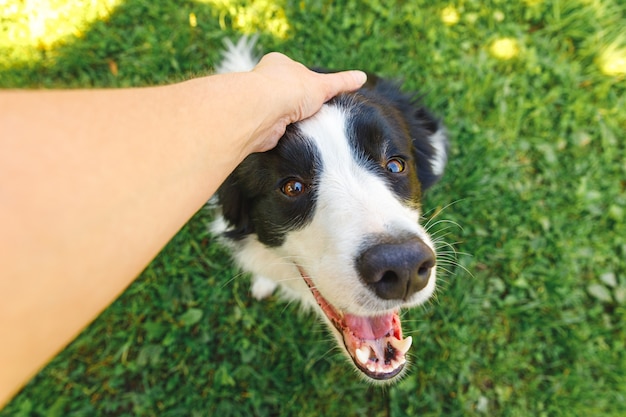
xmin=410 ymin=106 xmax=448 ymax=191
xmin=360 ymin=76 xmax=448 ymax=191
xmin=318 ymin=69 xmax=448 ymax=191
xmin=216 ymin=172 xmax=254 ymax=240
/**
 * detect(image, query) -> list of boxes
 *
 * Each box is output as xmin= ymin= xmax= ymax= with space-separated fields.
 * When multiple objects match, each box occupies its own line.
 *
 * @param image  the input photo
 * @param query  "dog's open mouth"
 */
xmin=297 ymin=266 xmax=412 ymax=380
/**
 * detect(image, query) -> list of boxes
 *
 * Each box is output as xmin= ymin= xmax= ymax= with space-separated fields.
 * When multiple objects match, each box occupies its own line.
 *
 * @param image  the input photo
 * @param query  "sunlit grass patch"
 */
xmin=198 ymin=0 xmax=290 ymax=39
xmin=440 ymin=6 xmax=460 ymax=26
xmin=0 ymin=0 xmax=121 ymax=68
xmin=489 ymin=37 xmax=520 ymax=60
xmin=597 ymin=40 xmax=626 ymax=76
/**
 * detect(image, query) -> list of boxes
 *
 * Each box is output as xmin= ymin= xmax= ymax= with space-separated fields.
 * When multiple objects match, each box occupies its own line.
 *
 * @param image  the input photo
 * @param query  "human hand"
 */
xmin=248 ymin=52 xmax=367 ymax=152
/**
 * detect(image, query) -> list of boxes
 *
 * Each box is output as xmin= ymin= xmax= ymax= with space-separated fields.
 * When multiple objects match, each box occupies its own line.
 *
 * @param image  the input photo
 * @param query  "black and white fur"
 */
xmin=211 ymin=37 xmax=448 ymax=382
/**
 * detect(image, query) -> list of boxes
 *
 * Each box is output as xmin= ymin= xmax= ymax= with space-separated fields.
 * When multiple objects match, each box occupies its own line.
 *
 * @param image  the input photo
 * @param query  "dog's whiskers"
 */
xmin=219 ymin=270 xmax=250 ymax=289
xmin=273 ymin=275 xmax=308 ymax=284
xmin=422 ymin=198 xmax=468 ymax=227
xmin=437 ymin=254 xmax=474 ymax=279
xmin=279 ymin=297 xmax=299 ymax=315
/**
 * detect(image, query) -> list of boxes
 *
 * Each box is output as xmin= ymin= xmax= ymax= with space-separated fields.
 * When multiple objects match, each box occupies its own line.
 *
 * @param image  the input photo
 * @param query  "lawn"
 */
xmin=1 ymin=0 xmax=625 ymax=416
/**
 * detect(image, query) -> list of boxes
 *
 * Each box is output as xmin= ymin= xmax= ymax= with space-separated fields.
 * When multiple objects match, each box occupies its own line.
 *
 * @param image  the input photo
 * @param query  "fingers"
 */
xmin=248 ymin=52 xmax=367 ymax=150
xmin=319 ymin=70 xmax=367 ymax=102
xmin=254 ymin=52 xmax=366 ymax=106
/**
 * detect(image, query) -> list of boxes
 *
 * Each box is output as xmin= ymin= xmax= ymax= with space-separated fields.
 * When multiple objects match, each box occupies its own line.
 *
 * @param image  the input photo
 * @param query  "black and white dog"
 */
xmin=211 ymin=38 xmax=448 ymax=382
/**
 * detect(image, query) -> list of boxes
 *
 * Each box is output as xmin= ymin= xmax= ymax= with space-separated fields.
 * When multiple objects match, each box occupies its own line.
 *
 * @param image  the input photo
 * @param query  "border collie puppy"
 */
xmin=211 ymin=37 xmax=448 ymax=382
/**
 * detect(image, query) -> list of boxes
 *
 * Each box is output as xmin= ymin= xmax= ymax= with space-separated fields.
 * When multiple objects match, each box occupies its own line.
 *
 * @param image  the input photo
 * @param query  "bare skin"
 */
xmin=0 ymin=52 xmax=366 ymax=407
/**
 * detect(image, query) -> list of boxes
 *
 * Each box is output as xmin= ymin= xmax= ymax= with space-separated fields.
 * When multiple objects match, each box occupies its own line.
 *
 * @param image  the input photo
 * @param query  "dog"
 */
xmin=211 ymin=37 xmax=448 ymax=382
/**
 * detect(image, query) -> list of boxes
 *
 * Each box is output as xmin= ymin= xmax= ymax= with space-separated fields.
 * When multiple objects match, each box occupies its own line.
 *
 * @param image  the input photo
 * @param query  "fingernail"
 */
xmin=353 ymin=70 xmax=367 ymax=85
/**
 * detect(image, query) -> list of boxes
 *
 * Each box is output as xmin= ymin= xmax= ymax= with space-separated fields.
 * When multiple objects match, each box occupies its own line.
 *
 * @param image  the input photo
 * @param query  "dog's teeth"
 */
xmin=390 ymin=336 xmax=413 ymax=355
xmin=355 ymin=345 xmax=371 ymax=365
xmin=357 ymin=338 xmax=412 ymax=375
xmin=401 ymin=336 xmax=413 ymax=354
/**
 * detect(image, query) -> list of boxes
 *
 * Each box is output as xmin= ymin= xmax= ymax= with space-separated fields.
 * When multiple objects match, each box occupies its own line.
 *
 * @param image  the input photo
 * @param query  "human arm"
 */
xmin=0 ymin=53 xmax=366 ymax=407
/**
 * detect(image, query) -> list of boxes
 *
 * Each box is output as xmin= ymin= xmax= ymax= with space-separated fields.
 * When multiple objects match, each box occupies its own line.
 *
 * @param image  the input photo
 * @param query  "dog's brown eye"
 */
xmin=281 ymin=179 xmax=306 ymax=197
xmin=386 ymin=158 xmax=406 ymax=174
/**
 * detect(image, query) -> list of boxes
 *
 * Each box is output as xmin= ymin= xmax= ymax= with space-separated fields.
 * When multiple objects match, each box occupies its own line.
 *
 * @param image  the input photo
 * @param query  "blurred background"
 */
xmin=1 ymin=1 xmax=624 ymax=416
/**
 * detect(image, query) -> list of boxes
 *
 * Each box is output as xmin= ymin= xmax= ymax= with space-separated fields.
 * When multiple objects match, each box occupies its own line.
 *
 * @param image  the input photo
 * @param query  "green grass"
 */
xmin=2 ymin=0 xmax=625 ymax=415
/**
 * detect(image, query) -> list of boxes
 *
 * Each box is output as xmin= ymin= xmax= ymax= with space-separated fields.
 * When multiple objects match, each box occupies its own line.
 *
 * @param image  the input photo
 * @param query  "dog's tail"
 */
xmin=215 ymin=35 xmax=260 ymax=74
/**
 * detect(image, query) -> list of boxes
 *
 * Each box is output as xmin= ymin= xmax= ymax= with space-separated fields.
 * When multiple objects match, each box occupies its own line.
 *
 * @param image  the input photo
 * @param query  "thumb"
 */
xmin=321 ymin=70 xmax=367 ymax=102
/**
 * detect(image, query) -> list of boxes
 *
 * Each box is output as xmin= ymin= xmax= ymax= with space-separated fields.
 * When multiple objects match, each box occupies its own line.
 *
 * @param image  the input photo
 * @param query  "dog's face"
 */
xmin=214 ymin=77 xmax=447 ymax=382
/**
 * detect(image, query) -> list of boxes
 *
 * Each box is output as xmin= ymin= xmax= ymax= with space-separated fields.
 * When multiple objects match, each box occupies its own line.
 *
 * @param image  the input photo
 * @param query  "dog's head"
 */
xmin=215 ymin=77 xmax=448 ymax=382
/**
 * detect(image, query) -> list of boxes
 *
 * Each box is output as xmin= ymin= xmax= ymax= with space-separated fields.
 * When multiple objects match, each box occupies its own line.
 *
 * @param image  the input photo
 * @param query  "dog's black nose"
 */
xmin=356 ymin=237 xmax=435 ymax=300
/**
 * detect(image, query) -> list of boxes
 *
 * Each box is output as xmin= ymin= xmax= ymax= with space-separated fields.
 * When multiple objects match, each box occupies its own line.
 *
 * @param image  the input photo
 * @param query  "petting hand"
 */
xmin=249 ymin=52 xmax=367 ymax=152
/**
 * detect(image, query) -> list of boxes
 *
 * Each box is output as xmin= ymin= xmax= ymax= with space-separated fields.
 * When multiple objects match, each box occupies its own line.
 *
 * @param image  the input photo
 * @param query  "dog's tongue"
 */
xmin=344 ymin=312 xmax=395 ymax=340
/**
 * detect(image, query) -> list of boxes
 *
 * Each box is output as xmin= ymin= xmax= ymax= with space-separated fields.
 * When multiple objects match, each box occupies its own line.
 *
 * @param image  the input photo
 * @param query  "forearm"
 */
xmin=0 ymin=73 xmax=270 ymax=404
xmin=0 ymin=53 xmax=365 ymax=406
